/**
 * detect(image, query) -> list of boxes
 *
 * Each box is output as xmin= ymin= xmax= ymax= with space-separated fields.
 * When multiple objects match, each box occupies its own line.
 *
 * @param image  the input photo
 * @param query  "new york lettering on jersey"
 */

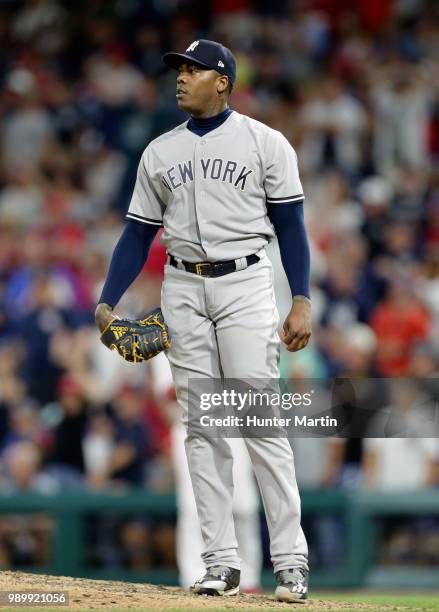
xmin=161 ymin=159 xmax=253 ymax=192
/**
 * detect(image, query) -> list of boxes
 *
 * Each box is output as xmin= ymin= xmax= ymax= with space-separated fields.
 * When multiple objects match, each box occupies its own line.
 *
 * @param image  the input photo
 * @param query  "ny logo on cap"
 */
xmin=186 ymin=40 xmax=199 ymax=53
xmin=218 ymin=60 xmax=224 ymax=67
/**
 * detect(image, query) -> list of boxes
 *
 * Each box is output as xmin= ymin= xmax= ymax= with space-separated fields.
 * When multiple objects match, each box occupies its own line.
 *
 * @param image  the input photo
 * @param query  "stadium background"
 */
xmin=0 ymin=0 xmax=439 ymax=591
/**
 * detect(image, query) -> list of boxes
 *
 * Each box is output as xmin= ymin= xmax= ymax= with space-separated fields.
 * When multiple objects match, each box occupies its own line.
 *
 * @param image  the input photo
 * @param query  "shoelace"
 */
xmin=207 ymin=566 xmax=226 ymax=578
xmin=277 ymin=568 xmax=306 ymax=585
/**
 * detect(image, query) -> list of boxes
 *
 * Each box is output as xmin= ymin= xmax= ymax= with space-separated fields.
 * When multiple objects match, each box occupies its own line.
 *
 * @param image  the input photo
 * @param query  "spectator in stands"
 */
xmin=88 ymin=387 xmax=153 ymax=570
xmin=358 ymin=175 xmax=393 ymax=260
xmin=362 ymin=380 xmax=439 ymax=565
xmin=1 ymin=441 xmax=56 ymax=494
xmin=300 ymin=77 xmax=367 ymax=177
xmin=2 ymin=69 xmax=54 ymax=173
xmin=322 ymin=323 xmax=382 ymax=490
xmin=45 ymin=375 xmax=88 ymax=488
xmin=372 ymin=71 xmax=433 ymax=176
xmin=0 ymin=442 xmax=56 ymax=567
xmin=108 ymin=386 xmax=149 ymax=488
xmin=370 ymin=273 xmax=431 ymax=375
xmin=1 ymin=401 xmax=45 ymax=453
xmin=82 ymin=412 xmax=114 ymax=490
xmin=363 ymin=380 xmax=439 ymax=489
xmin=12 ymin=274 xmax=76 ymax=404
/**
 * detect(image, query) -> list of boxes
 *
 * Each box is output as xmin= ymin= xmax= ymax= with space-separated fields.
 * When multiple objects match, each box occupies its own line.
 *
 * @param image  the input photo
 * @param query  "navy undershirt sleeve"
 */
xmin=99 ymin=220 xmax=159 ymax=308
xmin=267 ymin=202 xmax=311 ymax=299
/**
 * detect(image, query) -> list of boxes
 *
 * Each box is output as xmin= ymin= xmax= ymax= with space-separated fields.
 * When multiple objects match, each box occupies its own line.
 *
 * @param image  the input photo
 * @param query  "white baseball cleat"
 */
xmin=274 ymin=567 xmax=309 ymax=603
xmin=193 ymin=565 xmax=240 ymax=596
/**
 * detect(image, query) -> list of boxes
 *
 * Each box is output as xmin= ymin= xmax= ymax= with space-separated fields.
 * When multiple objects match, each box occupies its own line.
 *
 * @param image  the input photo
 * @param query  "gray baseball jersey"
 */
xmin=126 ymin=111 xmax=304 ymax=261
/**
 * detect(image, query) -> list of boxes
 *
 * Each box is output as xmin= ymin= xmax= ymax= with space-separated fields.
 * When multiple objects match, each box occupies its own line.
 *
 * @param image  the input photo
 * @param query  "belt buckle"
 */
xmin=195 ymin=262 xmax=211 ymax=276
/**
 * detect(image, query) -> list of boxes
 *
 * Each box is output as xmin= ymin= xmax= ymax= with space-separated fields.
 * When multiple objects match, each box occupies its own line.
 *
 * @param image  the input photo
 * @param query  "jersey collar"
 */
xmin=187 ymin=108 xmax=234 ymax=137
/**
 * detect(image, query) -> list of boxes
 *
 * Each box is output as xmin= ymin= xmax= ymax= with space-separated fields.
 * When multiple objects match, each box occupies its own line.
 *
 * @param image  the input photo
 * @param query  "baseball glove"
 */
xmin=100 ymin=307 xmax=171 ymax=364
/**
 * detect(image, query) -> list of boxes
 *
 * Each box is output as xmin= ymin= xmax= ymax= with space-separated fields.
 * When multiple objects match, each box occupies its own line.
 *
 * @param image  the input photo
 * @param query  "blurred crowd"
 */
xmin=1 ymin=0 xmax=439 ymax=571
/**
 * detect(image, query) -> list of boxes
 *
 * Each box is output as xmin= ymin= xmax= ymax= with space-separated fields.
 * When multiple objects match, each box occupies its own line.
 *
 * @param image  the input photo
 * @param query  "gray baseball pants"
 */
xmin=161 ymin=251 xmax=308 ymax=573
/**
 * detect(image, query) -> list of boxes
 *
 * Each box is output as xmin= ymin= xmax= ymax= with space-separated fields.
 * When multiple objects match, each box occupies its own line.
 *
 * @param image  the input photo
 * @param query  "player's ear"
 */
xmin=217 ymin=75 xmax=229 ymax=95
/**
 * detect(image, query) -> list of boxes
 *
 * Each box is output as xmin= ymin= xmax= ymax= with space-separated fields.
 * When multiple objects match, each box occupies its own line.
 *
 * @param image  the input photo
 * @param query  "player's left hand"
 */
xmin=281 ymin=298 xmax=312 ymax=352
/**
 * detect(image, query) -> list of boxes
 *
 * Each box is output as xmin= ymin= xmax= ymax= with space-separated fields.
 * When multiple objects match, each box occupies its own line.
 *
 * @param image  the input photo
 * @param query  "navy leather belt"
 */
xmin=169 ymin=254 xmax=259 ymax=277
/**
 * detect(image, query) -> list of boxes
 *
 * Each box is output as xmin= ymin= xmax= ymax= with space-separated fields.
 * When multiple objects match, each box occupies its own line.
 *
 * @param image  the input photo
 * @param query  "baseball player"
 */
xmin=95 ymin=39 xmax=312 ymax=603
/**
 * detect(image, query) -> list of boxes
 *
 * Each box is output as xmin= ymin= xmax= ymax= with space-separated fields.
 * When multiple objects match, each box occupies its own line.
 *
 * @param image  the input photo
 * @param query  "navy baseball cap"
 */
xmin=163 ymin=39 xmax=236 ymax=85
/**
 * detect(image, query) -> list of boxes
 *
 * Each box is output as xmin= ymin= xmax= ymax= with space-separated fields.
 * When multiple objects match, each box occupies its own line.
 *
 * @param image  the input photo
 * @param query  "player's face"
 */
xmin=176 ymin=62 xmax=224 ymax=116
